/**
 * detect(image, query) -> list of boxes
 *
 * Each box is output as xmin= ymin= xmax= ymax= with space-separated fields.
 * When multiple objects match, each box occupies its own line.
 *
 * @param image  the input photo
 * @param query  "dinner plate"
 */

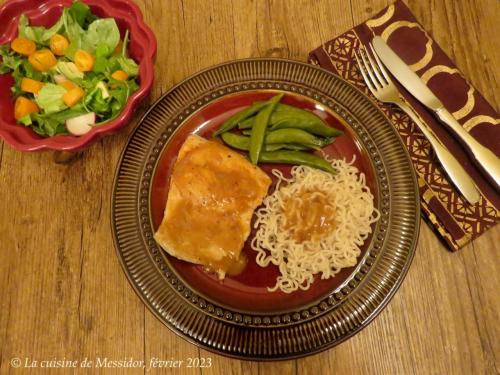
xmin=111 ymin=58 xmax=420 ymax=360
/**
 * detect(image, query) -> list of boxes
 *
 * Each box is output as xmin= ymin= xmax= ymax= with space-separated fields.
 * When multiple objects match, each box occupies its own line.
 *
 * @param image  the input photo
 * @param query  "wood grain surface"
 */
xmin=0 ymin=0 xmax=499 ymax=374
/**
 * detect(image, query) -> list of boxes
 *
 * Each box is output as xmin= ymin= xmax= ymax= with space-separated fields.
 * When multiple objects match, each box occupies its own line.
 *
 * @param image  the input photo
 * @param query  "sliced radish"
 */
xmin=53 ymin=74 xmax=68 ymax=84
xmin=66 ymin=112 xmax=96 ymax=136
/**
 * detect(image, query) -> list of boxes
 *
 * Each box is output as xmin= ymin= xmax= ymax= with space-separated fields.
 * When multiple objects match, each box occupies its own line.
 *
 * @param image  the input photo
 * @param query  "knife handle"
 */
xmin=435 ymin=107 xmax=500 ymax=187
xmin=398 ymin=101 xmax=480 ymax=204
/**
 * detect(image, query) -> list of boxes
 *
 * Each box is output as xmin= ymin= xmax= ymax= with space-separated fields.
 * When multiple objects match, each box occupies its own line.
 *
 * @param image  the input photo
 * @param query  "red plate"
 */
xmin=150 ymin=90 xmax=378 ymax=313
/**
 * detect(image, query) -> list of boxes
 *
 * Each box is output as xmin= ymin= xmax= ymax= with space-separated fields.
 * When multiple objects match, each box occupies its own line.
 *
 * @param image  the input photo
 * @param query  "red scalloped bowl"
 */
xmin=0 ymin=0 xmax=157 ymax=151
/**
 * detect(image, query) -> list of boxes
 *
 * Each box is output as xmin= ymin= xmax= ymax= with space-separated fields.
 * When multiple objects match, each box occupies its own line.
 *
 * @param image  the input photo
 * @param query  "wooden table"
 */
xmin=1 ymin=0 xmax=498 ymax=374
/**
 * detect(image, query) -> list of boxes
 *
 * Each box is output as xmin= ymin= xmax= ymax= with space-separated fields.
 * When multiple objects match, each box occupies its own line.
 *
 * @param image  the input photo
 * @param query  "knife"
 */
xmin=372 ymin=36 xmax=500 ymax=188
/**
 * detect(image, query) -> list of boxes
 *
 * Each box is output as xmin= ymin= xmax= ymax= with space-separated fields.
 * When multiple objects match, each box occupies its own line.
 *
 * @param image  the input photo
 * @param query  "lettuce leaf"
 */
xmin=35 ymin=83 xmax=67 ymax=114
xmin=0 ymin=45 xmax=23 ymax=73
xmin=115 ymin=56 xmax=139 ymax=77
xmin=1 ymin=46 xmax=45 ymax=96
xmin=18 ymin=14 xmax=64 ymax=45
xmin=63 ymin=9 xmax=86 ymax=59
xmin=69 ymin=1 xmax=96 ymax=28
xmin=32 ymin=105 xmax=87 ymax=136
xmin=18 ymin=114 xmax=32 ymax=126
xmin=21 ymin=60 xmax=44 ymax=81
xmin=17 ymin=1 xmax=96 ymax=47
xmin=56 ymin=61 xmax=84 ymax=80
xmin=84 ymin=84 xmax=111 ymax=116
xmin=9 ymin=59 xmax=45 ymax=97
xmin=108 ymin=79 xmax=138 ymax=117
xmin=81 ymin=18 xmax=120 ymax=54
xmin=31 ymin=115 xmax=67 ymax=136
xmin=92 ymin=43 xmax=113 ymax=73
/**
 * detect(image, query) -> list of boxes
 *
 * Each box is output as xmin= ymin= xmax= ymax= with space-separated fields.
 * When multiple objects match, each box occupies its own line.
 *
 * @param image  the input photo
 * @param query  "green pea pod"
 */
xmin=241 ymin=128 xmax=332 ymax=149
xmin=221 ymin=133 xmax=335 ymax=171
xmin=220 ymin=132 xmax=250 ymax=151
xmin=213 ymin=101 xmax=268 ymax=137
xmin=221 ymin=133 xmax=311 ymax=151
xmin=249 ymin=94 xmax=283 ymax=164
xmin=259 ymin=150 xmax=336 ymax=174
xmin=265 ymin=128 xmax=329 ymax=147
xmin=265 ymin=143 xmax=310 ymax=151
xmin=238 ymin=117 xmax=255 ymax=130
xmin=271 ymin=104 xmax=344 ymax=137
xmin=270 ymin=113 xmax=343 ymax=137
xmin=238 ymin=103 xmax=343 ymax=138
xmin=240 ymin=129 xmax=252 ymax=136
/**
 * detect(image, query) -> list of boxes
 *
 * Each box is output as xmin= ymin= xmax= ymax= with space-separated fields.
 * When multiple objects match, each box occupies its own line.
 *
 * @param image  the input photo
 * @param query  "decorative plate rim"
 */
xmin=111 ymin=57 xmax=420 ymax=360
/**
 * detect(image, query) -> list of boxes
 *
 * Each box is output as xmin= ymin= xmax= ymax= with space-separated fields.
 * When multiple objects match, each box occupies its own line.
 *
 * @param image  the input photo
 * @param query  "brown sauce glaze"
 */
xmin=157 ymin=137 xmax=271 ymax=278
xmin=282 ymin=189 xmax=335 ymax=243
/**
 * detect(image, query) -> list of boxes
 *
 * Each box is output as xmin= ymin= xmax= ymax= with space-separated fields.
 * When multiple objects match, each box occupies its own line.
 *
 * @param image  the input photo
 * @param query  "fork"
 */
xmin=354 ymin=44 xmax=480 ymax=204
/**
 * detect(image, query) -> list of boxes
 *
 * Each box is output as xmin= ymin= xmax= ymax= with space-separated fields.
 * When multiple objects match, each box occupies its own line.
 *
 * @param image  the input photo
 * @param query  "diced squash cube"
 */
xmin=14 ymin=96 xmax=39 ymax=120
xmin=20 ymin=78 xmax=44 ymax=94
xmin=63 ymin=86 xmax=85 ymax=107
xmin=58 ymin=80 xmax=77 ymax=91
xmin=28 ymin=49 xmax=58 ymax=72
xmin=11 ymin=37 xmax=36 ymax=56
xmin=74 ymin=50 xmax=95 ymax=72
xmin=111 ymin=70 xmax=129 ymax=81
xmin=49 ymin=34 xmax=69 ymax=56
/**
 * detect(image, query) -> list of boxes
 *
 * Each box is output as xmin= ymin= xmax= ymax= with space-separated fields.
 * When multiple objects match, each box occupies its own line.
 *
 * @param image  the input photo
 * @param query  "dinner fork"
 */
xmin=354 ymin=44 xmax=480 ymax=204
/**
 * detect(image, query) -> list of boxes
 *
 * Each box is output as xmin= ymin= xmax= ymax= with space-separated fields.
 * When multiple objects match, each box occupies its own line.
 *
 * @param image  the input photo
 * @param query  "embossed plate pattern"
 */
xmin=111 ymin=58 xmax=420 ymax=360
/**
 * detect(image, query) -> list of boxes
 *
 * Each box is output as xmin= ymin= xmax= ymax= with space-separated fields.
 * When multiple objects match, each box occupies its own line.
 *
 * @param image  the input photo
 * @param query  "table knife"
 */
xmin=372 ymin=36 xmax=500 ymax=188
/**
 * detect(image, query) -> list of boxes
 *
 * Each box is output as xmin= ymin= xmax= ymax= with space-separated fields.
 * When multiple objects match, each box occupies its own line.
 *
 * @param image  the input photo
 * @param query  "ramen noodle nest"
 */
xmin=251 ymin=157 xmax=380 ymax=293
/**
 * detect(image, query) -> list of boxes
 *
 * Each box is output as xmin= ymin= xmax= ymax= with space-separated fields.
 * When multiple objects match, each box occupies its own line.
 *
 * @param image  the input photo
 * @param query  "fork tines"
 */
xmin=354 ymin=44 xmax=392 ymax=93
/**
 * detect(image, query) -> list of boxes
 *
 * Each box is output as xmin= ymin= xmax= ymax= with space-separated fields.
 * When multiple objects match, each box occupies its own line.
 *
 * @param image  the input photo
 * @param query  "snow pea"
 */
xmin=240 ymin=128 xmax=253 ymax=136
xmin=213 ymin=101 xmax=267 ymax=137
xmin=238 ymin=117 xmax=254 ymax=129
xmin=238 ymin=103 xmax=343 ymax=138
xmin=241 ymin=128 xmax=332 ymax=148
xmin=221 ymin=132 xmax=310 ymax=151
xmin=259 ymin=150 xmax=336 ymax=173
xmin=266 ymin=143 xmax=309 ymax=151
xmin=220 ymin=132 xmax=250 ymax=151
xmin=249 ymin=94 xmax=283 ymax=164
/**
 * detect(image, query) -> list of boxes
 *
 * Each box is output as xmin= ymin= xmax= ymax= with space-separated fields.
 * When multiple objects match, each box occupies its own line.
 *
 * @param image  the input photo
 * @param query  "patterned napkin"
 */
xmin=308 ymin=0 xmax=499 ymax=251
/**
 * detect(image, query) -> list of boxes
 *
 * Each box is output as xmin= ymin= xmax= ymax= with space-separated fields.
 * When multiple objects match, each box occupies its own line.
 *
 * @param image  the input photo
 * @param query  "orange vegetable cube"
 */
xmin=11 ymin=37 xmax=36 ymax=56
xmin=14 ymin=96 xmax=39 ymax=120
xmin=28 ymin=49 xmax=58 ymax=72
xmin=63 ymin=86 xmax=85 ymax=107
xmin=74 ymin=50 xmax=95 ymax=72
xmin=20 ymin=78 xmax=44 ymax=94
xmin=111 ymin=70 xmax=129 ymax=81
xmin=49 ymin=34 xmax=69 ymax=56
xmin=58 ymin=80 xmax=77 ymax=91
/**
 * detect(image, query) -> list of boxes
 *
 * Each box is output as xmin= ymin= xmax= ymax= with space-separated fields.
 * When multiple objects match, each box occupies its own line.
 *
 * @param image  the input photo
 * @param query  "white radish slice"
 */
xmin=66 ymin=113 xmax=96 ymax=136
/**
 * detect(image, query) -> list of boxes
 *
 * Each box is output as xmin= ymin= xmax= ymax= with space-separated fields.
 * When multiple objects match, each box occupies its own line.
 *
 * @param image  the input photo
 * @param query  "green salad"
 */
xmin=0 ymin=0 xmax=139 ymax=136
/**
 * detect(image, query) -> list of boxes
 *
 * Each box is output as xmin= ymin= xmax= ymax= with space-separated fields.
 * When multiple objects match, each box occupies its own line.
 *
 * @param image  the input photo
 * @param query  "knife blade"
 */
xmin=372 ymin=36 xmax=500 ymax=188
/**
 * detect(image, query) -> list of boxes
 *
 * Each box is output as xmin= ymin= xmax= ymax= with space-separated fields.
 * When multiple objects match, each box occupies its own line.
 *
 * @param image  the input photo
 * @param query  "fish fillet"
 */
xmin=154 ymin=134 xmax=271 ymax=279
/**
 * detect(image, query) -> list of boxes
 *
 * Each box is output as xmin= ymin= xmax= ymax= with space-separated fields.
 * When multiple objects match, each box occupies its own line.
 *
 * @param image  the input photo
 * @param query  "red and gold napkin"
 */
xmin=308 ymin=0 xmax=499 ymax=251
